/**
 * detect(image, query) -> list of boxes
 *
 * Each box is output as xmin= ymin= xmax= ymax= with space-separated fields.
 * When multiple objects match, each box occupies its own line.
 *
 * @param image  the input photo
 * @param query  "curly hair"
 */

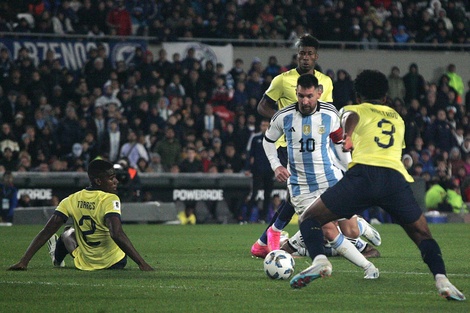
xmin=295 ymin=34 xmax=320 ymax=50
xmin=88 ymin=159 xmax=114 ymax=180
xmin=354 ymin=70 xmax=389 ymax=101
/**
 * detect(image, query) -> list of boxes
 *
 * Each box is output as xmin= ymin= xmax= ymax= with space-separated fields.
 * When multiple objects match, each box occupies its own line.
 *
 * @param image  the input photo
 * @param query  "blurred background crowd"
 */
xmin=0 ymin=0 xmax=468 ymax=48
xmin=0 ymin=0 xmax=469 ymax=218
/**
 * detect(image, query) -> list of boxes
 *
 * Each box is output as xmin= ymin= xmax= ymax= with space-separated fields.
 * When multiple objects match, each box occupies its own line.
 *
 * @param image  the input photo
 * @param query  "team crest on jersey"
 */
xmin=318 ymin=125 xmax=325 ymax=134
xmin=303 ymin=125 xmax=311 ymax=135
xmin=113 ymin=200 xmax=121 ymax=211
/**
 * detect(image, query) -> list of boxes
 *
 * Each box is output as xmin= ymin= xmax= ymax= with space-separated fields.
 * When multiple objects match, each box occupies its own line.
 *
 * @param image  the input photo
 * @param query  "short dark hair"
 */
xmin=297 ymin=73 xmax=319 ymax=89
xmin=354 ymin=70 xmax=388 ymax=101
xmin=295 ymin=34 xmax=320 ymax=50
xmin=88 ymin=159 xmax=114 ymax=180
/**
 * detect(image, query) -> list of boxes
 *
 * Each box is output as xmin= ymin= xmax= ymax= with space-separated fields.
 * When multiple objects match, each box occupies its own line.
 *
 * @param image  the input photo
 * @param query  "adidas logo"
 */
xmin=288 ymin=127 xmax=296 ymax=132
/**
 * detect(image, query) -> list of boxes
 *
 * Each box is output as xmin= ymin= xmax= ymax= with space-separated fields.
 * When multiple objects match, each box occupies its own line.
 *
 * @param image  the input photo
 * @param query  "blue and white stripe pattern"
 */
xmin=267 ymin=101 xmax=343 ymax=197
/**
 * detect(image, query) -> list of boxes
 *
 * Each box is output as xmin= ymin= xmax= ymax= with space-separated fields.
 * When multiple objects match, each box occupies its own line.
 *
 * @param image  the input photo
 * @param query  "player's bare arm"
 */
xmin=257 ymin=95 xmax=277 ymax=118
xmin=106 ymin=214 xmax=154 ymax=271
xmin=8 ymin=214 xmax=64 ymax=271
xmin=341 ymin=111 xmax=359 ymax=152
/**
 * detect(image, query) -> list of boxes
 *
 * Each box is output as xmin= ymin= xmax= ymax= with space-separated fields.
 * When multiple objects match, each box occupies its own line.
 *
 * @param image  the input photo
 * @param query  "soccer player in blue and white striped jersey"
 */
xmin=263 ymin=73 xmax=379 ymax=280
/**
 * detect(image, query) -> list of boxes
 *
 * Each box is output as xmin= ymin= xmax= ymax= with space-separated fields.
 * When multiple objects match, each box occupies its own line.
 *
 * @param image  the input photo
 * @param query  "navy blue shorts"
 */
xmin=321 ymin=164 xmax=423 ymax=225
xmin=108 ymin=256 xmax=128 ymax=270
xmin=277 ymin=147 xmax=288 ymax=168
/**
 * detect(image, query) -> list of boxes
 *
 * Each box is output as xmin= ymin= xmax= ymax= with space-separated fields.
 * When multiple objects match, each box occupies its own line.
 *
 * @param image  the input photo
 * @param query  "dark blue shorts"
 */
xmin=277 ymin=147 xmax=288 ymax=168
xmin=108 ymin=256 xmax=128 ymax=270
xmin=321 ymin=164 xmax=423 ymax=225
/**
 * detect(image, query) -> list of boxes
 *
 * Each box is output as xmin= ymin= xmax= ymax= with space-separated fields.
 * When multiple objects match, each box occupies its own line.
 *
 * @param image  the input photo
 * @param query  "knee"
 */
xmin=61 ymin=227 xmax=78 ymax=252
xmin=322 ymin=223 xmax=339 ymax=241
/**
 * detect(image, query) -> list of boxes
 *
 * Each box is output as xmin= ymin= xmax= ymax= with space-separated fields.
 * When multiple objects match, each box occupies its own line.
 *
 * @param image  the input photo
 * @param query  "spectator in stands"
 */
xmin=100 ymin=119 xmax=123 ymax=163
xmin=147 ymin=152 xmax=163 ymax=173
xmin=52 ymin=8 xmax=75 ymax=34
xmin=182 ymin=69 xmax=204 ymax=103
xmin=217 ymin=142 xmax=243 ymax=173
xmin=0 ymin=48 xmax=14 ymax=85
xmin=165 ymin=73 xmax=185 ymax=99
xmin=89 ymin=106 xmax=107 ymax=149
xmin=12 ymin=112 xmax=27 ymax=143
xmin=230 ymin=81 xmax=249 ymax=112
xmin=84 ymin=58 xmax=105 ymax=91
xmin=263 ymin=56 xmax=282 ymax=79
xmin=95 ymin=81 xmax=122 ymax=110
xmin=420 ymin=148 xmax=436 ymax=176
xmin=425 ymin=109 xmax=456 ymax=153
xmin=333 ymin=69 xmax=355 ymax=110
xmin=181 ymin=47 xmax=199 ymax=75
xmin=403 ymin=63 xmax=427 ymax=105
xmin=106 ymin=0 xmax=132 ymax=36
xmin=119 ymin=129 xmax=149 ymax=169
xmin=179 ymin=146 xmax=203 ymax=173
xmin=20 ymin=125 xmax=42 ymax=167
xmin=196 ymin=104 xmax=222 ymax=138
xmin=209 ymin=75 xmax=233 ymax=108
xmin=0 ymin=122 xmax=20 ymax=151
xmin=56 ymin=106 xmax=83 ymax=157
xmin=244 ymin=119 xmax=274 ymax=223
xmin=4 ymin=69 xmax=23 ymax=97
xmin=245 ymin=71 xmax=264 ymax=102
xmin=446 ymin=64 xmax=464 ymax=104
xmin=0 ymin=147 xmax=17 ymax=172
xmin=154 ymin=126 xmax=182 ymax=172
xmin=13 ymin=17 xmax=31 ymax=33
xmin=387 ymin=66 xmax=406 ymax=103
xmin=228 ymin=58 xmax=246 ymax=84
xmin=1 ymin=90 xmax=16 ymax=124
xmin=0 ymin=171 xmax=18 ymax=224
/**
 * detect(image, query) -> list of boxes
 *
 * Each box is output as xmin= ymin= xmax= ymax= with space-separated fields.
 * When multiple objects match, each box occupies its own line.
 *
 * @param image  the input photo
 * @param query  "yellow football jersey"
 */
xmin=265 ymin=68 xmax=333 ymax=148
xmin=56 ymin=189 xmax=126 ymax=271
xmin=342 ymin=103 xmax=414 ymax=182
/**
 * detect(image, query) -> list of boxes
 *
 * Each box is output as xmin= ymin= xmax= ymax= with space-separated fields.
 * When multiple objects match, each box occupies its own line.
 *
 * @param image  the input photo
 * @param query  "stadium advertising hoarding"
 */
xmin=0 ymin=37 xmax=147 ymax=71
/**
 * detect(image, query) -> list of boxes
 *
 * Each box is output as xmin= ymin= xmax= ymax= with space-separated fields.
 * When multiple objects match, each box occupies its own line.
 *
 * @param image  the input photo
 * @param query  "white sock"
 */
xmin=330 ymin=233 xmax=370 ymax=269
xmin=271 ymin=225 xmax=282 ymax=232
xmin=435 ymin=274 xmax=447 ymax=281
xmin=344 ymin=236 xmax=368 ymax=253
xmin=257 ymin=239 xmax=267 ymax=246
xmin=313 ymin=254 xmax=328 ymax=262
xmin=357 ymin=218 xmax=366 ymax=236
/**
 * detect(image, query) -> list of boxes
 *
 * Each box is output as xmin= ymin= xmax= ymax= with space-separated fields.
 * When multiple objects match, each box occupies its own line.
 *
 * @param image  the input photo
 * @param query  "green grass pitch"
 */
xmin=0 ymin=223 xmax=469 ymax=312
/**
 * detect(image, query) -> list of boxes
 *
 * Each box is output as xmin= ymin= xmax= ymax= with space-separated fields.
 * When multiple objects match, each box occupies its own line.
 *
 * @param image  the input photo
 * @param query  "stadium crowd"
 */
xmin=0 ymin=0 xmax=469 ymax=48
xmin=0 ymin=0 xmax=469 ymax=213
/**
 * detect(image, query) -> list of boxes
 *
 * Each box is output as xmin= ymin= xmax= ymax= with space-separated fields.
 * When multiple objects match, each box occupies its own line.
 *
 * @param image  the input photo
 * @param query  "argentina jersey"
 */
xmin=267 ymin=102 xmax=343 ymax=197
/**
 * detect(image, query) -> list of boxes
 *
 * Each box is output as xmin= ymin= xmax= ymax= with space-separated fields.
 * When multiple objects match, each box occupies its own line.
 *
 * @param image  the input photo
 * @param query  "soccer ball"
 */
xmin=263 ymin=250 xmax=295 ymax=280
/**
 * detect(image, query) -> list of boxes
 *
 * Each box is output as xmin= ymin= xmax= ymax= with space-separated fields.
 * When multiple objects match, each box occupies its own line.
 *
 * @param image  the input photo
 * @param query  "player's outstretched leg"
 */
xmin=290 ymin=255 xmax=332 ymax=289
xmin=47 ymin=234 xmax=65 ymax=267
xmin=251 ymin=200 xmax=295 ymax=257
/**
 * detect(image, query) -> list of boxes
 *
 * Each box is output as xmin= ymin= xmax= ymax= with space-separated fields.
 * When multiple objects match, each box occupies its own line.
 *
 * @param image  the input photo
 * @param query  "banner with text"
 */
xmin=0 ymin=38 xmax=147 ymax=71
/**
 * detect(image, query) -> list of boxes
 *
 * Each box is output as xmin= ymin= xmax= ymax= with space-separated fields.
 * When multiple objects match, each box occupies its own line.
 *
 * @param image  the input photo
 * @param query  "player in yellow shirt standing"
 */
xmin=289 ymin=70 xmax=465 ymax=301
xmin=8 ymin=159 xmax=153 ymax=271
xmin=251 ymin=34 xmax=333 ymax=258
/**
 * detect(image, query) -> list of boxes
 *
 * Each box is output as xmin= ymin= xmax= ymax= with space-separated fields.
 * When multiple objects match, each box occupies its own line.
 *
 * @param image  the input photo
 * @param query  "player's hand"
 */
xmin=342 ymin=134 xmax=353 ymax=152
xmin=274 ymin=167 xmax=290 ymax=182
xmin=139 ymin=263 xmax=154 ymax=271
xmin=8 ymin=262 xmax=27 ymax=271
